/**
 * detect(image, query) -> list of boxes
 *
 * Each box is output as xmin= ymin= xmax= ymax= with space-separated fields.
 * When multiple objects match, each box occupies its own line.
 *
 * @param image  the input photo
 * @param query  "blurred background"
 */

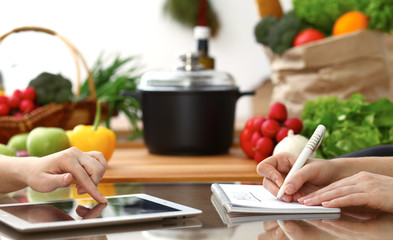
xmin=0 ymin=0 xmax=293 ymax=124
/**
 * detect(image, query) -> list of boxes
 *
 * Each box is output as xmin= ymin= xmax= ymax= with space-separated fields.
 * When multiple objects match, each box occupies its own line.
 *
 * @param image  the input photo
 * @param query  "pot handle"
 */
xmin=238 ymin=91 xmax=255 ymax=98
xmin=120 ymin=90 xmax=142 ymax=100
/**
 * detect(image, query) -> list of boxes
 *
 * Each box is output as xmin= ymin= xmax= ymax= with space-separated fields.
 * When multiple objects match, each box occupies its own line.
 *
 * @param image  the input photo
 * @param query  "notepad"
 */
xmin=211 ymin=194 xmax=340 ymax=227
xmin=211 ymin=183 xmax=341 ymax=214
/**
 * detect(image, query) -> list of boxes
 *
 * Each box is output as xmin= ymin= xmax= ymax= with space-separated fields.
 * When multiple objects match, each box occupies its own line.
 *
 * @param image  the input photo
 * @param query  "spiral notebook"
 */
xmin=211 ymin=183 xmax=341 ymax=214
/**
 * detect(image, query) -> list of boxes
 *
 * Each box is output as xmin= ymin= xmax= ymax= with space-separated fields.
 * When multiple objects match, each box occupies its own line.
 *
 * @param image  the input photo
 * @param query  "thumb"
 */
xmin=43 ymin=173 xmax=73 ymax=192
xmin=284 ymin=165 xmax=316 ymax=195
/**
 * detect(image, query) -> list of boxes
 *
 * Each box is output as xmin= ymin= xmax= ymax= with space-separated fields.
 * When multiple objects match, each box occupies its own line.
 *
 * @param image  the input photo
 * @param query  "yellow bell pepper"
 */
xmin=67 ymin=102 xmax=116 ymax=162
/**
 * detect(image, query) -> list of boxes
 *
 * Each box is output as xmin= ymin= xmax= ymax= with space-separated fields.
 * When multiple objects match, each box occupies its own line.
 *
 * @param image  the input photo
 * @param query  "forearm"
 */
xmin=0 ymin=156 xmax=33 ymax=193
xmin=332 ymin=156 xmax=393 ymax=180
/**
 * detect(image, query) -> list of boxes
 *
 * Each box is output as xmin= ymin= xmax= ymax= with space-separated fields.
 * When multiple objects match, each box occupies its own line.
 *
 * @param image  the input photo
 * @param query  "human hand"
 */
xmin=256 ymin=152 xmax=340 ymax=203
xmin=299 ymin=171 xmax=393 ymax=212
xmin=258 ymin=220 xmax=338 ymax=240
xmin=76 ymin=203 xmax=107 ymax=219
xmin=305 ymin=211 xmax=393 ymax=240
xmin=25 ymin=147 xmax=107 ymax=203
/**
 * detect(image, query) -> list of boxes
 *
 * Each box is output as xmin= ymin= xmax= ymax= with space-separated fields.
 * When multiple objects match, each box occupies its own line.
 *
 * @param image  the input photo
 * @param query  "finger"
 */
xmin=81 ymin=204 xmax=107 ymax=219
xmin=322 ymin=193 xmax=370 ymax=209
xmin=305 ymin=219 xmax=352 ymax=239
xmin=77 ymin=184 xmax=87 ymax=195
xmin=68 ymin=164 xmax=107 ymax=203
xmin=300 ymin=177 xmax=357 ymax=203
xmin=87 ymin=151 xmax=108 ymax=171
xmin=262 ymin=220 xmax=279 ymax=231
xmin=76 ymin=155 xmax=106 ymax=186
xmin=257 ymin=155 xmax=289 ymax=187
xmin=303 ymin=185 xmax=359 ymax=206
xmin=31 ymin=173 xmax=73 ymax=192
xmin=76 ymin=205 xmax=91 ymax=217
xmin=279 ymin=220 xmax=307 ymax=240
xmin=320 ymin=219 xmax=369 ymax=234
xmin=283 ymin=163 xmax=324 ymax=195
xmin=263 ymin=178 xmax=292 ymax=202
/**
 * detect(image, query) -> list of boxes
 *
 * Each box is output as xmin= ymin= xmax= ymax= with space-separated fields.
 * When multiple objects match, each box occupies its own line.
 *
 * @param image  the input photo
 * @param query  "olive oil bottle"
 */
xmin=193 ymin=26 xmax=215 ymax=69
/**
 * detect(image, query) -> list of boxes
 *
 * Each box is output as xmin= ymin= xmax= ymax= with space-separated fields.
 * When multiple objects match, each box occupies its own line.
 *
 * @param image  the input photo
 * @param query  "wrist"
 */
xmin=331 ymin=158 xmax=355 ymax=181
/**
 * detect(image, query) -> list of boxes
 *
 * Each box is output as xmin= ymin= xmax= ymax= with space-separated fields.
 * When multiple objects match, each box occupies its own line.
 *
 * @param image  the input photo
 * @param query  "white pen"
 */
xmin=277 ymin=220 xmax=294 ymax=240
xmin=276 ymin=124 xmax=326 ymax=199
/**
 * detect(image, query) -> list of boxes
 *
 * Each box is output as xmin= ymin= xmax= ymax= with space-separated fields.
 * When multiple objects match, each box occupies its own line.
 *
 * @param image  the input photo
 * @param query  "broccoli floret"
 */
xmin=254 ymin=16 xmax=279 ymax=45
xmin=28 ymin=72 xmax=73 ymax=105
xmin=267 ymin=11 xmax=310 ymax=54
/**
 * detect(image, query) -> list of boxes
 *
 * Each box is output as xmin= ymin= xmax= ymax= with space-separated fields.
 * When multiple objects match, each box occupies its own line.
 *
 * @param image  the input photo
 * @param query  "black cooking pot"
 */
xmin=122 ymin=54 xmax=254 ymax=155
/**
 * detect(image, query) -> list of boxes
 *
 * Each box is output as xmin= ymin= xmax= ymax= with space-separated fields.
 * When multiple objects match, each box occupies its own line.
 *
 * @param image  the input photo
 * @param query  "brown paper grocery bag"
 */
xmin=267 ymin=30 xmax=393 ymax=118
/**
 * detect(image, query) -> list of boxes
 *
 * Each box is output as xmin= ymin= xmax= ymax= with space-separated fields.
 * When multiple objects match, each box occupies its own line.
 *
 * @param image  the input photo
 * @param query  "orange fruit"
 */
xmin=333 ymin=11 xmax=368 ymax=36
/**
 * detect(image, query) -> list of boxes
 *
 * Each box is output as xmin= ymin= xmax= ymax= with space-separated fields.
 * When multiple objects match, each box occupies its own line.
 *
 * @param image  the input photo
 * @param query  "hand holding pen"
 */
xmin=256 ymin=125 xmax=333 ymax=203
xmin=276 ymin=125 xmax=326 ymax=199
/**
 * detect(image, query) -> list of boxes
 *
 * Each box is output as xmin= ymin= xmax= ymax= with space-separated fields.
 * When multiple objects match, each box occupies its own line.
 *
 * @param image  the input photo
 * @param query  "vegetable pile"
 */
xmin=0 ymin=87 xmax=37 ymax=117
xmin=301 ymin=94 xmax=393 ymax=159
xmin=240 ymin=102 xmax=303 ymax=163
xmin=254 ymin=0 xmax=393 ymax=54
xmin=0 ymin=72 xmax=74 ymax=118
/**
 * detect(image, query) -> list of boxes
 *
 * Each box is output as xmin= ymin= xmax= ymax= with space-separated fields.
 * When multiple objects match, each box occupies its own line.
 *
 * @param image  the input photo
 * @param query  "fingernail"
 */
xmin=284 ymin=184 xmax=295 ymax=194
xmin=304 ymin=199 xmax=313 ymax=205
xmin=322 ymin=201 xmax=330 ymax=207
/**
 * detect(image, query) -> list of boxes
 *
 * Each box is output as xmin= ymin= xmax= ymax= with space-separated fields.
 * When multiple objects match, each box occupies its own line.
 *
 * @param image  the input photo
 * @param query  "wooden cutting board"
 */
xmin=102 ymin=142 xmax=262 ymax=183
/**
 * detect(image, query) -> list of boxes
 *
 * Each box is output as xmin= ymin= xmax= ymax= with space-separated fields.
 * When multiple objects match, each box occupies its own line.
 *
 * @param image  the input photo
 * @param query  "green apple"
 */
xmin=27 ymin=127 xmax=70 ymax=157
xmin=27 ymin=187 xmax=71 ymax=202
xmin=7 ymin=133 xmax=29 ymax=151
xmin=0 ymin=144 xmax=16 ymax=156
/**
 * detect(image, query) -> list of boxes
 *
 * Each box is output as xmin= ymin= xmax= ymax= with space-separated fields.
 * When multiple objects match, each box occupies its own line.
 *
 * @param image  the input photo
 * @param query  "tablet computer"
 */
xmin=0 ymin=193 xmax=202 ymax=233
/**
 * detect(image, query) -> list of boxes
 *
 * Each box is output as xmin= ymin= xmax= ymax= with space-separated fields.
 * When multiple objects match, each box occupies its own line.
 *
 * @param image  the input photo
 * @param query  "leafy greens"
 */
xmin=301 ymin=94 xmax=393 ymax=159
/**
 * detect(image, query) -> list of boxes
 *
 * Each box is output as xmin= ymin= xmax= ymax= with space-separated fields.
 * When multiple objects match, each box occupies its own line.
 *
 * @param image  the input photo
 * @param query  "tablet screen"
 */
xmin=0 ymin=195 xmax=180 ymax=224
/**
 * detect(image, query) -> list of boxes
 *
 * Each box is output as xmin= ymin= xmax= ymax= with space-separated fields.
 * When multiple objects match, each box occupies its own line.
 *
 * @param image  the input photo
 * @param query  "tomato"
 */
xmin=293 ymin=28 xmax=325 ymax=47
xmin=255 ymin=137 xmax=274 ymax=156
xmin=0 ymin=103 xmax=10 ymax=116
xmin=0 ymin=95 xmax=8 ymax=104
xmin=19 ymin=99 xmax=35 ymax=113
xmin=22 ymin=87 xmax=37 ymax=101
xmin=240 ymin=128 xmax=254 ymax=159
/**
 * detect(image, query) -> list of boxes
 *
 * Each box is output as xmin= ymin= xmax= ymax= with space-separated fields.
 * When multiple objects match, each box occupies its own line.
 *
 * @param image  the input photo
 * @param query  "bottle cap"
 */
xmin=194 ymin=26 xmax=211 ymax=39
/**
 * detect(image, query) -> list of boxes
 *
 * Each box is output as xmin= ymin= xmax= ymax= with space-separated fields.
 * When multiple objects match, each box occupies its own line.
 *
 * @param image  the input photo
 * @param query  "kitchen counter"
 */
xmin=102 ymin=141 xmax=262 ymax=183
xmin=1 ymin=183 xmax=390 ymax=239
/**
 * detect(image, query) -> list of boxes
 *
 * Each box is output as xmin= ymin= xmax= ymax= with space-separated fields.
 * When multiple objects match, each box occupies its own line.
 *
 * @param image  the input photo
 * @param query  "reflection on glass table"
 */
xmin=258 ymin=209 xmax=393 ymax=240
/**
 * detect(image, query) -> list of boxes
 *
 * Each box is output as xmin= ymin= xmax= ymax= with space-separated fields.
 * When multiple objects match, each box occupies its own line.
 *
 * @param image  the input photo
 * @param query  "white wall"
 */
xmin=0 ymin=0 xmax=292 ymax=121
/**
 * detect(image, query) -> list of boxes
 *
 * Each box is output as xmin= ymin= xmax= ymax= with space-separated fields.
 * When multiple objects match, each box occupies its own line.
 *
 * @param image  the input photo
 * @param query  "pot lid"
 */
xmin=139 ymin=53 xmax=236 ymax=91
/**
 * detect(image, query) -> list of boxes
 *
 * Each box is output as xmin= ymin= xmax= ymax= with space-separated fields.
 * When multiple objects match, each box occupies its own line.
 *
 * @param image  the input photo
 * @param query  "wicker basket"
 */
xmin=0 ymin=26 xmax=108 ymax=144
